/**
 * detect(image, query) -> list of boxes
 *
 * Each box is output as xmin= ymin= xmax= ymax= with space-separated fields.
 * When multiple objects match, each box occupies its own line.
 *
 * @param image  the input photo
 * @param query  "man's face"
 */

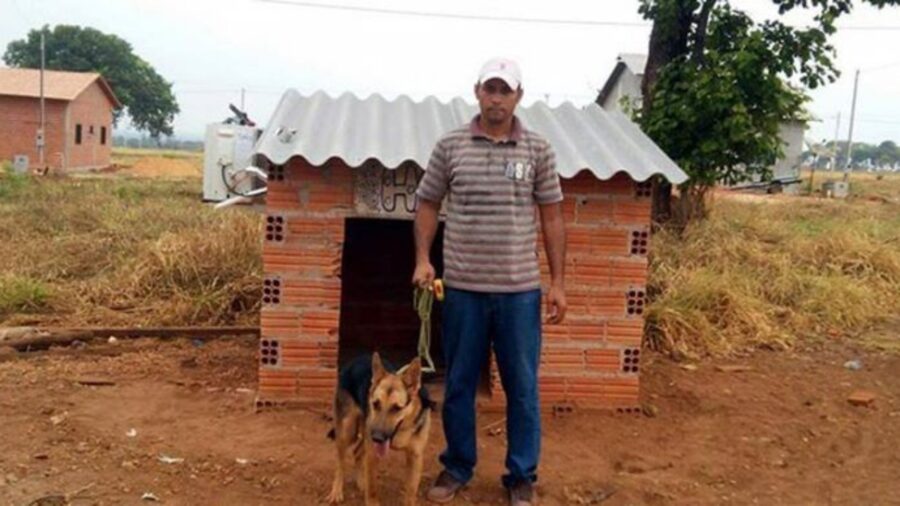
xmin=475 ymin=78 xmax=523 ymax=125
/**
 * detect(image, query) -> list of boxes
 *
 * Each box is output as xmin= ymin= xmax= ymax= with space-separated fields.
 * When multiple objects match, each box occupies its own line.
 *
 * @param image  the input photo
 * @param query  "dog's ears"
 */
xmin=372 ymin=352 xmax=386 ymax=382
xmin=401 ymin=357 xmax=422 ymax=390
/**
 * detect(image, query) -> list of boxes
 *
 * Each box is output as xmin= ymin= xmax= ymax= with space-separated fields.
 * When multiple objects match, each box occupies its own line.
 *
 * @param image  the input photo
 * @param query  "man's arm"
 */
xmin=539 ymin=202 xmax=567 ymax=324
xmin=412 ymin=198 xmax=441 ymax=288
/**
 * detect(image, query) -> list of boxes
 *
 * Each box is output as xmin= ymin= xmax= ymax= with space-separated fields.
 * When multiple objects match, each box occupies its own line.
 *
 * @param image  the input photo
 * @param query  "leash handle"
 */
xmin=413 ymin=280 xmax=442 ymax=373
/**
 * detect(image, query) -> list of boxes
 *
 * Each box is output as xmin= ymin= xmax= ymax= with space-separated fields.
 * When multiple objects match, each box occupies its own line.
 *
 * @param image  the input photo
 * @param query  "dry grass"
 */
xmin=2 ymin=160 xmax=897 ymax=359
xmin=113 ymin=147 xmax=203 ymax=161
xmin=647 ymin=173 xmax=900 ymax=358
xmin=0 ymin=169 xmax=261 ymax=328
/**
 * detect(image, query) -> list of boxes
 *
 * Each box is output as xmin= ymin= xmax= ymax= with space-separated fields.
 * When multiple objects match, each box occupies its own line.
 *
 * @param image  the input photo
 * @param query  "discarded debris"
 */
xmin=50 ymin=412 xmax=68 ymax=426
xmin=108 ymin=337 xmax=119 ymax=345
xmin=157 ymin=454 xmax=184 ymax=464
xmin=642 ymin=404 xmax=660 ymax=418
xmin=126 ymin=428 xmax=138 ymax=438
xmin=141 ymin=492 xmax=160 ymax=501
xmin=29 ymin=484 xmax=96 ymax=506
xmin=680 ymin=364 xmax=699 ymax=371
xmin=843 ymin=360 xmax=863 ymax=371
xmin=27 ymin=495 xmax=66 ymax=506
xmin=481 ymin=417 xmax=506 ymax=433
xmin=847 ymin=390 xmax=877 ymax=407
xmin=74 ymin=378 xmax=117 ymax=387
xmin=235 ymin=458 xmax=249 ymax=465
xmin=563 ymin=485 xmax=618 ymax=504
xmin=179 ymin=357 xmax=198 ymax=369
xmin=715 ymin=365 xmax=753 ymax=373
xmin=0 ymin=326 xmax=43 ymax=342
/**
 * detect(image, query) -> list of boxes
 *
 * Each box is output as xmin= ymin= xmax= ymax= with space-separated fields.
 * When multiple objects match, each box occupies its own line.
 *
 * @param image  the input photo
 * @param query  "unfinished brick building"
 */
xmin=252 ymin=91 xmax=687 ymax=412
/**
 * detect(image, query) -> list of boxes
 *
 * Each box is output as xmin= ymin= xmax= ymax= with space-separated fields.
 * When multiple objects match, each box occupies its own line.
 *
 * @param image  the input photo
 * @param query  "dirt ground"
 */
xmin=1 ymin=331 xmax=898 ymax=506
xmin=121 ymin=157 xmax=202 ymax=179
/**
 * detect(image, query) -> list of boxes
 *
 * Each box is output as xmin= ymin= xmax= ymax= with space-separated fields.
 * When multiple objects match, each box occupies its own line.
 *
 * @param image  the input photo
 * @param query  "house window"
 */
xmin=89 ymin=125 xmax=94 ymax=135
xmin=75 ymin=124 xmax=82 ymax=145
xmin=101 ymin=126 xmax=107 ymax=145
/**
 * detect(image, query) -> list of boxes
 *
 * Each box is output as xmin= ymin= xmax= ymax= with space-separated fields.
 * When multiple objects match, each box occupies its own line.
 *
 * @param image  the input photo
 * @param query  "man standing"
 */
xmin=412 ymin=58 xmax=567 ymax=506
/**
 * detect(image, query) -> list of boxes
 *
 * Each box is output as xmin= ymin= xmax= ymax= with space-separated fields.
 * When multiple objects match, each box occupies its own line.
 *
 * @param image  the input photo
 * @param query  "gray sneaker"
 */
xmin=426 ymin=470 xmax=464 ymax=503
xmin=508 ymin=481 xmax=535 ymax=506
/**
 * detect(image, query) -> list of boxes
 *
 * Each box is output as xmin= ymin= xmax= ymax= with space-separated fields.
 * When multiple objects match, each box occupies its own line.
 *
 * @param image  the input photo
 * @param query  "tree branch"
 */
xmin=692 ymin=0 xmax=718 ymax=64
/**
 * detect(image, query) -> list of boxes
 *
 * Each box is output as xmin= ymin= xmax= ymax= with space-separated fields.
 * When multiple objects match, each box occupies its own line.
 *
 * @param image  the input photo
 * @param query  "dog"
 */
xmin=327 ymin=352 xmax=435 ymax=506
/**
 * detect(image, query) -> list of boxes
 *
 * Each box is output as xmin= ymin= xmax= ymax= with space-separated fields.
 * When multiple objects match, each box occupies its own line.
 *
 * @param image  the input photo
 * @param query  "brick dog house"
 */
xmin=251 ymin=90 xmax=687 ymax=412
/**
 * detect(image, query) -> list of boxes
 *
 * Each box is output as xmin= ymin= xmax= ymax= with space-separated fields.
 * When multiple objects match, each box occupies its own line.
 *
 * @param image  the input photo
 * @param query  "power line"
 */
xmin=256 ymin=0 xmax=900 ymax=31
xmin=256 ymin=0 xmax=648 ymax=27
xmin=862 ymin=60 xmax=900 ymax=72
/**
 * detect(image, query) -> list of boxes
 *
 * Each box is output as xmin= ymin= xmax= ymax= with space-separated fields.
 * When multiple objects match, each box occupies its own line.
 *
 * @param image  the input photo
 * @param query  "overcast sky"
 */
xmin=2 ymin=0 xmax=899 ymax=144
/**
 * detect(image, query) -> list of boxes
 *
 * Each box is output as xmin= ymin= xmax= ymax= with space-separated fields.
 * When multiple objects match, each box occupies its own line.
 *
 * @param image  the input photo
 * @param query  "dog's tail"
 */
xmin=327 ymin=428 xmax=336 ymax=440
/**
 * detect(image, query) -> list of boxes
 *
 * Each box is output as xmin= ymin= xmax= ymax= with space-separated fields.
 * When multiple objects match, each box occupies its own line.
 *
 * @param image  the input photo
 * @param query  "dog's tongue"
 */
xmin=374 ymin=441 xmax=390 ymax=458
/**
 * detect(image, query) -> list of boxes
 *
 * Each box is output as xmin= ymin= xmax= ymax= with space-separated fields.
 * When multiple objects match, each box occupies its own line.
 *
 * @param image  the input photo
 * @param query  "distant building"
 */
xmin=597 ymin=54 xmax=806 ymax=184
xmin=0 ymin=68 xmax=121 ymax=171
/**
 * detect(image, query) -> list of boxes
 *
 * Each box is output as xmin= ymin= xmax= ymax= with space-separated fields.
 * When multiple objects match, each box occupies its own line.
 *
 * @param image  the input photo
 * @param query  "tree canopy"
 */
xmin=634 ymin=0 xmax=900 ymax=223
xmin=4 ymin=25 xmax=179 ymax=138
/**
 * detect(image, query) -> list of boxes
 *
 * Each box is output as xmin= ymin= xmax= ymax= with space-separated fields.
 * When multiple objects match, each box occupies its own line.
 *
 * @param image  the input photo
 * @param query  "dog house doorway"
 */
xmin=338 ymin=217 xmax=446 ymax=376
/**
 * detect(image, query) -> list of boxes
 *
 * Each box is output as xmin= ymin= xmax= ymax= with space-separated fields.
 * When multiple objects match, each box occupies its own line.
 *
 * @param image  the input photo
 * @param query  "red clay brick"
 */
xmin=613 ymin=199 xmax=652 ymax=224
xmin=606 ymin=319 xmax=644 ymax=346
xmin=566 ymin=227 xmax=630 ymax=256
xmin=281 ymin=278 xmax=341 ymax=308
xmin=541 ymin=347 xmax=586 ymax=372
xmin=260 ymin=309 xmax=300 ymax=339
xmin=597 ymin=173 xmax=636 ymax=196
xmin=262 ymin=247 xmax=341 ymax=276
xmin=585 ymin=349 xmax=620 ymax=372
xmin=610 ymin=258 xmax=649 ymax=287
xmin=575 ymin=198 xmax=614 ymax=224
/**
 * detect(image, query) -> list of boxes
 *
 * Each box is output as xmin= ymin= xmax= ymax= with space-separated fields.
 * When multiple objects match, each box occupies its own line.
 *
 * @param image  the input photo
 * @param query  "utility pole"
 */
xmin=831 ymin=112 xmax=840 ymax=171
xmin=38 ymin=31 xmax=46 ymax=168
xmin=844 ymin=69 xmax=860 ymax=182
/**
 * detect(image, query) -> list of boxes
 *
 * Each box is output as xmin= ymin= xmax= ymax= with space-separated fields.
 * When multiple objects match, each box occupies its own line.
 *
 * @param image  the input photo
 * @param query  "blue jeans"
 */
xmin=439 ymin=287 xmax=542 ymax=488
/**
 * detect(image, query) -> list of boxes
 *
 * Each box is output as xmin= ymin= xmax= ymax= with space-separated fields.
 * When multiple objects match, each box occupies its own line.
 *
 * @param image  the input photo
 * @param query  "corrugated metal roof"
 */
xmin=255 ymin=89 xmax=687 ymax=184
xmin=0 ymin=68 xmax=121 ymax=107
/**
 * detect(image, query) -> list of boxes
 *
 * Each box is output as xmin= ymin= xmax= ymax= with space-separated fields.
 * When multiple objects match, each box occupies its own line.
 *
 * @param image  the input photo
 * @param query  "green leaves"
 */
xmin=3 ymin=25 xmax=179 ymax=139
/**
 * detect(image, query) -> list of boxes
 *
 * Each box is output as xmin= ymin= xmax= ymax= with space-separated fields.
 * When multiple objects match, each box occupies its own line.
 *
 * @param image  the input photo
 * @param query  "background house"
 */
xmin=596 ymin=54 xmax=806 ymax=185
xmin=0 ymin=68 xmax=121 ymax=171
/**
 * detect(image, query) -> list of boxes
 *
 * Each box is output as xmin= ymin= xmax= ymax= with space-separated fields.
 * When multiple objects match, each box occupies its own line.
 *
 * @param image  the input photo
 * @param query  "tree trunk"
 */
xmin=642 ymin=0 xmax=710 ymax=224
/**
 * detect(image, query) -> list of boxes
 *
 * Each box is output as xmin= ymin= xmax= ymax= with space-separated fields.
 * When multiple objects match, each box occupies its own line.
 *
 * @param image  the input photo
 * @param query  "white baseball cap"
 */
xmin=478 ymin=57 xmax=522 ymax=90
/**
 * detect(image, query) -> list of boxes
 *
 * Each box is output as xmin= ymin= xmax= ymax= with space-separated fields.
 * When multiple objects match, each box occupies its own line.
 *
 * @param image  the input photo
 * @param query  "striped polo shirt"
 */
xmin=415 ymin=115 xmax=563 ymax=293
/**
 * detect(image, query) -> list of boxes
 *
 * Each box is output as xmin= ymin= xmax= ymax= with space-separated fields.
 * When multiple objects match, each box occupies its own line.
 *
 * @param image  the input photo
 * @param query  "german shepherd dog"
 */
xmin=327 ymin=352 xmax=435 ymax=505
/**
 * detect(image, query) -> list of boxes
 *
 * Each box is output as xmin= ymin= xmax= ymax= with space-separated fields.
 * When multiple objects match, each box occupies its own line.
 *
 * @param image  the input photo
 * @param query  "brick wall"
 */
xmin=0 ymin=82 xmax=114 ymax=171
xmin=480 ymin=172 xmax=650 ymax=411
xmin=0 ymin=96 xmax=67 ymax=169
xmin=66 ymin=82 xmax=114 ymax=170
xmin=258 ymin=162 xmax=651 ymax=411
xmin=258 ymin=159 xmax=351 ymax=407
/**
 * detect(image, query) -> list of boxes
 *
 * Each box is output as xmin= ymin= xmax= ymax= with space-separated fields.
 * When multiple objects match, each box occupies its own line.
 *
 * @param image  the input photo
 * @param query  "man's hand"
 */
xmin=546 ymin=283 xmax=567 ymax=324
xmin=412 ymin=261 xmax=436 ymax=289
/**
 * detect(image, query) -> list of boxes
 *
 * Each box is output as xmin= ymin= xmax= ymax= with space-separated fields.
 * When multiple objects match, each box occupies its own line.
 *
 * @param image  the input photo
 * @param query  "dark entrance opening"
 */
xmin=338 ymin=218 xmax=445 ymax=374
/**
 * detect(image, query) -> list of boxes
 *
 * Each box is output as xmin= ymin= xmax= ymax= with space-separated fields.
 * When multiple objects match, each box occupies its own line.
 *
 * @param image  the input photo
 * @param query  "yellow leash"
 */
xmin=413 ymin=279 xmax=444 ymax=373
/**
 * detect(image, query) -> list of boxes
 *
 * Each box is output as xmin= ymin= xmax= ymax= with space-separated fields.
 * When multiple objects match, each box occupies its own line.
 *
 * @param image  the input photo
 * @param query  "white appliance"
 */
xmin=202 ymin=123 xmax=262 ymax=202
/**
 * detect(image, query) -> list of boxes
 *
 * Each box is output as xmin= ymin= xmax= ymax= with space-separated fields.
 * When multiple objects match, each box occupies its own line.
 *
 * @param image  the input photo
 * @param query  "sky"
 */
xmin=2 ymin=0 xmax=899 ymax=144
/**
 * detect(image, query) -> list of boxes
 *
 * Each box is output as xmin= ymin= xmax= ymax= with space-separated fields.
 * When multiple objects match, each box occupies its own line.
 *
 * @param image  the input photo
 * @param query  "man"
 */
xmin=412 ymin=57 xmax=567 ymax=506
